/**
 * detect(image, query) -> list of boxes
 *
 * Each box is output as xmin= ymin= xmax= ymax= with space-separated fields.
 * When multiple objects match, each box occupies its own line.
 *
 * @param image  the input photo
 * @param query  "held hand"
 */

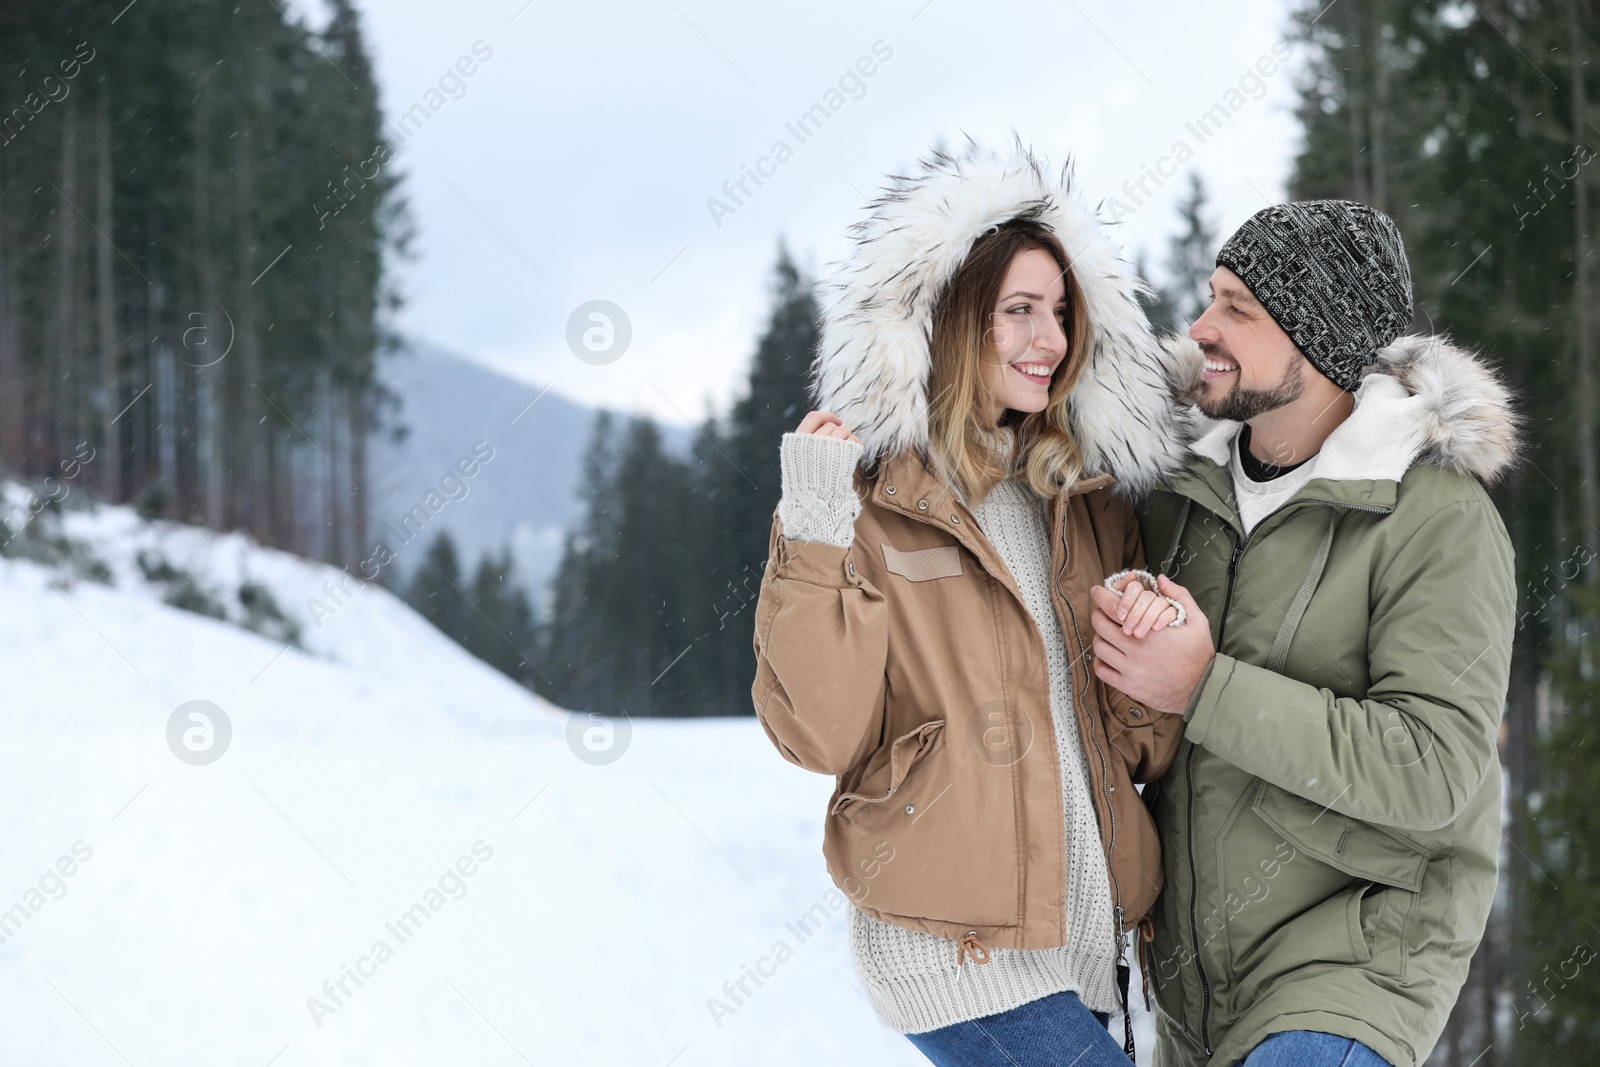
xmin=794 ymin=410 xmax=863 ymax=445
xmin=1103 ymin=573 xmax=1179 ymax=638
xmin=1089 ymin=574 xmax=1214 ymax=715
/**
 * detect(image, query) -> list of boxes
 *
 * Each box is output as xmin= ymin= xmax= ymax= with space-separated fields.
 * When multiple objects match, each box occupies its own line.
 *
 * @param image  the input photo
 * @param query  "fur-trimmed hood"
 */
xmin=1165 ymin=333 xmax=1520 ymax=485
xmin=808 ymin=135 xmax=1189 ymax=498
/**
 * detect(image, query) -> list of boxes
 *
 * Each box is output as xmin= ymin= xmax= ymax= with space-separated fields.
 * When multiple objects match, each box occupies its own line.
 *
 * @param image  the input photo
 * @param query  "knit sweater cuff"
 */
xmin=777 ymin=432 xmax=864 ymax=549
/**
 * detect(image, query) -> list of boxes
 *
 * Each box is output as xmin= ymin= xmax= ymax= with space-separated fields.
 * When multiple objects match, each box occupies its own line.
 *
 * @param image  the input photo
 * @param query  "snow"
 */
xmin=1 ymin=488 xmax=1156 ymax=1064
xmin=0 ymin=490 xmax=924 ymax=1065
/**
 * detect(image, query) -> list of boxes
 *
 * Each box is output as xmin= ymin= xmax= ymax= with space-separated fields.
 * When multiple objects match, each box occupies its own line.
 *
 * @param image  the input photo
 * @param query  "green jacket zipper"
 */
xmin=1177 ymin=493 xmax=1392 ymax=1056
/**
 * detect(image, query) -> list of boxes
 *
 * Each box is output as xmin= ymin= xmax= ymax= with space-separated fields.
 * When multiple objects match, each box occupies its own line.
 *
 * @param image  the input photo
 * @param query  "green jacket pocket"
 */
xmin=1252 ymin=781 xmax=1431 ymax=892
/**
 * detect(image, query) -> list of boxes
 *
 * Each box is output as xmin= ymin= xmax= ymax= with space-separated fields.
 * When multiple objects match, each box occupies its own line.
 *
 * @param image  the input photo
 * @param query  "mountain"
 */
xmin=366 ymin=340 xmax=693 ymax=602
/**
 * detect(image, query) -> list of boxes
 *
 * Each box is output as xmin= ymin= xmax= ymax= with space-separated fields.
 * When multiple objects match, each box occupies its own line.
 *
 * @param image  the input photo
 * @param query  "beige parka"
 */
xmin=750 ymin=139 xmax=1193 ymax=960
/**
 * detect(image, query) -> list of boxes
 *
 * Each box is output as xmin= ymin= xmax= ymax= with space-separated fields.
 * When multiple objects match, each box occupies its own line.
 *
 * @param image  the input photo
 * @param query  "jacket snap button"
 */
xmin=905 ymin=804 xmax=915 ymax=815
xmin=886 ymin=485 xmax=896 ymax=495
xmin=917 ymin=499 xmax=928 ymax=510
xmin=951 ymin=514 xmax=960 ymax=523
xmin=1131 ymin=708 xmax=1143 ymax=718
xmin=848 ymin=562 xmax=856 ymax=575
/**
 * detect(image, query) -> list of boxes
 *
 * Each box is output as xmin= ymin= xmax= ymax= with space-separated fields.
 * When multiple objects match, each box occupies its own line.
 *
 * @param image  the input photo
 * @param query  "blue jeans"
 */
xmin=1241 ymin=1031 xmax=1393 ymax=1067
xmin=905 ymin=990 xmax=1129 ymax=1066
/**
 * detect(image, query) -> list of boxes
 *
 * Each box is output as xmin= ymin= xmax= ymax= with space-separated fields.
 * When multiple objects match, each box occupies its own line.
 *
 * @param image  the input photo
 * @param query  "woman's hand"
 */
xmin=1089 ymin=575 xmax=1214 ymax=715
xmin=1106 ymin=572 xmax=1179 ymax=638
xmin=794 ymin=410 xmax=863 ymax=444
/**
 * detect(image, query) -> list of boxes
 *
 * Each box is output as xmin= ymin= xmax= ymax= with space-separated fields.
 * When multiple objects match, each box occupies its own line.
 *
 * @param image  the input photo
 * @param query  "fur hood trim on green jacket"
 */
xmin=1162 ymin=333 xmax=1521 ymax=486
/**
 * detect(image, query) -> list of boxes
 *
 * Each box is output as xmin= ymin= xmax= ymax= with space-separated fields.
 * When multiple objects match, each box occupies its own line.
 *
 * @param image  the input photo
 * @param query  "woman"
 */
xmin=750 ymin=137 xmax=1189 ymax=1066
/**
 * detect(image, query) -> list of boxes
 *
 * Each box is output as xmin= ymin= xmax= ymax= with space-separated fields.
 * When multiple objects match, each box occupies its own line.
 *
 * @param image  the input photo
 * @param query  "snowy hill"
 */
xmin=0 ymin=487 xmax=938 ymax=1066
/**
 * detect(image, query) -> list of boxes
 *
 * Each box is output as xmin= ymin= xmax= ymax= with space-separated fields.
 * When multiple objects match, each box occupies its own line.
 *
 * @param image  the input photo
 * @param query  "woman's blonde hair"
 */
xmin=924 ymin=218 xmax=1093 ymax=505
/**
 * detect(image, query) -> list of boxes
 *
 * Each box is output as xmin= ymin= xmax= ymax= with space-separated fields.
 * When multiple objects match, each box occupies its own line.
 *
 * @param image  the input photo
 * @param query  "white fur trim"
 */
xmin=811 ymin=134 xmax=1188 ymax=497
xmin=1162 ymin=332 xmax=1520 ymax=485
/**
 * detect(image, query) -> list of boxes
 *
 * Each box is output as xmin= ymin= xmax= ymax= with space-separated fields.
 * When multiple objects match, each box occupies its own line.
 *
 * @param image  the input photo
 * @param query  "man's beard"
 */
xmin=1196 ymin=344 xmax=1308 ymax=421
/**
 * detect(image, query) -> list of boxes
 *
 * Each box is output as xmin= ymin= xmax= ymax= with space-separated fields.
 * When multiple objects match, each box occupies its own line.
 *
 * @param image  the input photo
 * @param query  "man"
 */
xmin=1086 ymin=200 xmax=1519 ymax=1067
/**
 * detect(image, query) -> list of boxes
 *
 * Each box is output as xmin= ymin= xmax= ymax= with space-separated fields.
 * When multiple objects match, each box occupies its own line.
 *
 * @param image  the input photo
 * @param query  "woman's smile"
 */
xmin=1011 ymin=360 xmax=1054 ymax=384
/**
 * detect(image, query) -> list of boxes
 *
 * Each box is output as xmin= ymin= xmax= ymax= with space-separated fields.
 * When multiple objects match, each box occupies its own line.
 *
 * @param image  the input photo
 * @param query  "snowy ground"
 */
xmin=0 ymin=490 xmax=1154 ymax=1065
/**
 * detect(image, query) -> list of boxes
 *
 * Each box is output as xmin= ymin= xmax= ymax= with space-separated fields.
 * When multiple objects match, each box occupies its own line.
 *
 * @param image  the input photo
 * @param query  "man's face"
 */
xmin=1189 ymin=266 xmax=1308 ymax=421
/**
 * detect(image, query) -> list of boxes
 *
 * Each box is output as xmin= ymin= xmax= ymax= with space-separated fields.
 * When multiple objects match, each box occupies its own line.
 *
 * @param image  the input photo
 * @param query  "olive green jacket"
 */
xmin=1137 ymin=335 xmax=1519 ymax=1067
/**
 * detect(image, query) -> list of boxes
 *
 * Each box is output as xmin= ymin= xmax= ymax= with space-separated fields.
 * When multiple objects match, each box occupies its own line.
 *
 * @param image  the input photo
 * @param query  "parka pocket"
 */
xmin=1252 ymin=783 xmax=1430 ymax=893
xmin=831 ymin=719 xmax=946 ymax=816
xmin=823 ymin=717 xmax=1021 ymax=926
xmin=1250 ymin=878 xmax=1375 ymax=968
xmin=1249 ymin=781 xmax=1432 ymax=982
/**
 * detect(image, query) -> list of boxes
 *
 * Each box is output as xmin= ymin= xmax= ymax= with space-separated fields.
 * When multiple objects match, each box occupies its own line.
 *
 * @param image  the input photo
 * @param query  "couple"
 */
xmin=750 ymin=137 xmax=1516 ymax=1067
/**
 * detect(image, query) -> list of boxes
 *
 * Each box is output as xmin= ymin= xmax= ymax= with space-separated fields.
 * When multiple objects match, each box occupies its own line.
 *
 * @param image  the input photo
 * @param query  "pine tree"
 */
xmin=405 ymin=530 xmax=469 ymax=646
xmin=608 ymin=416 xmax=699 ymax=715
xmin=464 ymin=545 xmax=541 ymax=688
xmin=1281 ymin=3 xmax=1600 ymax=1062
xmin=538 ymin=410 xmax=618 ymax=712
xmin=0 ymin=0 xmax=402 ymax=567
xmin=1159 ymin=172 xmax=1217 ymax=329
xmin=1521 ymin=587 xmax=1600 ymax=1057
xmin=686 ymin=243 xmax=820 ymax=716
xmin=535 ymin=245 xmax=820 ymax=717
xmin=1134 ymin=249 xmax=1177 ymax=334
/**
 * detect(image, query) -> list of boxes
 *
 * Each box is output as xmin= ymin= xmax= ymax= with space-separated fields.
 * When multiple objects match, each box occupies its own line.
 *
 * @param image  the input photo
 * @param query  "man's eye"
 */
xmin=1229 ymin=305 xmax=1247 ymax=317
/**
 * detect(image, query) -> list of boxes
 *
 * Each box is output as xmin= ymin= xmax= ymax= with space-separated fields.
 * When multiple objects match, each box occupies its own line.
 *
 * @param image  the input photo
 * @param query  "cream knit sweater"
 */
xmin=776 ymin=427 xmax=1120 ymax=1035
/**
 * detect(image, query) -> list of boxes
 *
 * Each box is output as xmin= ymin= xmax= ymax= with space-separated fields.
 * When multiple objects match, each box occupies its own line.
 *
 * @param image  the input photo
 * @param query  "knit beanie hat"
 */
xmin=1215 ymin=199 xmax=1413 ymax=392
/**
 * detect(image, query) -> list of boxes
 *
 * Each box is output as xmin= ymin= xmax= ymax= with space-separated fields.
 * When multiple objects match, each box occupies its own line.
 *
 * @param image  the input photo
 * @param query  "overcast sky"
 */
xmin=325 ymin=0 xmax=1305 ymax=428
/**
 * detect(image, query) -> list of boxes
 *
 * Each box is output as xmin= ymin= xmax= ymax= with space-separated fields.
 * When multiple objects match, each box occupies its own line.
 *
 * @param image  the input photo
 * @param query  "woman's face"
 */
xmin=979 ymin=247 xmax=1069 ymax=425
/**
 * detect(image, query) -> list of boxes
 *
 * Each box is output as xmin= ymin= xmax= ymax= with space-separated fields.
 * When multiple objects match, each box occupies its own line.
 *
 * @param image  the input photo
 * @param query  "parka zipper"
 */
xmin=1212 ymin=497 xmax=1392 ymax=649
xmin=1180 ymin=494 xmax=1391 ymax=1056
xmin=1054 ymin=501 xmax=1134 ymax=1057
xmin=887 ymin=479 xmax=1137 ymax=1050
xmin=1055 ymin=504 xmax=1120 ymax=920
xmin=1184 ymin=537 xmax=1241 ymax=1055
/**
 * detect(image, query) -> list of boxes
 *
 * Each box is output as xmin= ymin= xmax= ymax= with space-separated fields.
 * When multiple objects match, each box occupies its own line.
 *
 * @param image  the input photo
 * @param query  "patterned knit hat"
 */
xmin=1215 ymin=199 xmax=1413 ymax=391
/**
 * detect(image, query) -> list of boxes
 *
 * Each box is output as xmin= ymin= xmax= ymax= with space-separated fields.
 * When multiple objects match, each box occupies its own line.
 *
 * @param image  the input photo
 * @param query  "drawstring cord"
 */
xmin=1136 ymin=914 xmax=1156 ymax=1011
xmin=953 ymin=930 xmax=991 ymax=981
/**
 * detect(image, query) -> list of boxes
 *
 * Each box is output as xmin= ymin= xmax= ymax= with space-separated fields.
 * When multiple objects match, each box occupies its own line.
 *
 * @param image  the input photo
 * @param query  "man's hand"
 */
xmin=1088 ymin=574 xmax=1215 ymax=715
